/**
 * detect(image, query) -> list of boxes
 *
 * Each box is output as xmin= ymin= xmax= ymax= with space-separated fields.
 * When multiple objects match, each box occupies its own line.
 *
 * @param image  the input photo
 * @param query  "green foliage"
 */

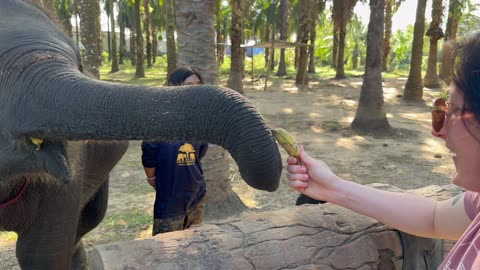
xmin=389 ymin=24 xmax=430 ymax=73
xmin=345 ymin=14 xmax=367 ymax=70
xmin=390 ymin=25 xmax=414 ymax=71
xmin=102 ymin=51 xmax=110 ymax=63
xmin=100 ymin=59 xmax=168 ymax=86
xmin=458 ymin=2 xmax=480 ymax=37
xmin=314 ymin=11 xmax=334 ymax=66
xmin=54 ymin=0 xmax=74 ymax=19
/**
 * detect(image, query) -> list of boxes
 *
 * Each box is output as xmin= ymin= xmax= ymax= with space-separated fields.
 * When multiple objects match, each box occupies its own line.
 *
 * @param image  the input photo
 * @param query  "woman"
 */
xmin=286 ymin=33 xmax=480 ymax=269
xmin=141 ymin=67 xmax=208 ymax=235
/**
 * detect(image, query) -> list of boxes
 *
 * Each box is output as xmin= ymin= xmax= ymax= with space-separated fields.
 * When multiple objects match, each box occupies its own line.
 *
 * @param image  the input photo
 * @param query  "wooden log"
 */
xmin=88 ymin=204 xmax=428 ymax=269
xmin=89 ymin=184 xmax=461 ymax=269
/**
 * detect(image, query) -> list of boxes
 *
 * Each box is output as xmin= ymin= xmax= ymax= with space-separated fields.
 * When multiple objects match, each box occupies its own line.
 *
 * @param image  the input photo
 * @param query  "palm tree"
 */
xmin=403 ymin=0 xmax=427 ymax=101
xmin=214 ymin=0 xmax=230 ymax=66
xmin=295 ymin=0 xmax=316 ymax=85
xmin=227 ymin=0 xmax=245 ymax=94
xmin=175 ymin=0 xmax=247 ymax=221
xmin=143 ymin=0 xmax=153 ymax=68
xmin=351 ymin=0 xmax=391 ymax=133
xmin=118 ymin=0 xmax=136 ymax=65
xmin=150 ymin=1 xmax=166 ymax=65
xmin=250 ymin=0 xmax=276 ymax=69
xmin=308 ymin=1 xmax=326 ymax=73
xmin=165 ymin=0 xmax=177 ymax=76
xmin=382 ymin=0 xmax=405 ymax=72
xmin=276 ymin=0 xmax=289 ymax=76
xmin=423 ymin=0 xmax=444 ymax=88
xmin=332 ymin=0 xmax=358 ymax=79
xmin=78 ymin=0 xmax=102 ymax=78
xmin=134 ymin=0 xmax=145 ymax=77
xmin=107 ymin=0 xmax=120 ymax=73
xmin=440 ymin=0 xmax=463 ymax=85
xmin=117 ymin=0 xmax=128 ymax=64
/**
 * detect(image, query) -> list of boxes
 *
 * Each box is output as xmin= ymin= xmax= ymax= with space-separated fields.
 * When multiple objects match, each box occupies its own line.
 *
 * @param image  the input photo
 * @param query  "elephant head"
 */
xmin=0 ymin=0 xmax=282 ymax=192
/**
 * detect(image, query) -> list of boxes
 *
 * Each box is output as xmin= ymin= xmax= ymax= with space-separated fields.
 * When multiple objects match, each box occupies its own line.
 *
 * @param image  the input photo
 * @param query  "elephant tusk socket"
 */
xmin=30 ymin=137 xmax=43 ymax=151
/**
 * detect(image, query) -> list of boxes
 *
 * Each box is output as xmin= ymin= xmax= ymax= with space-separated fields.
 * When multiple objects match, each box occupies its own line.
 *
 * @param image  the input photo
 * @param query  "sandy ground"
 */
xmin=0 ymin=77 xmax=455 ymax=268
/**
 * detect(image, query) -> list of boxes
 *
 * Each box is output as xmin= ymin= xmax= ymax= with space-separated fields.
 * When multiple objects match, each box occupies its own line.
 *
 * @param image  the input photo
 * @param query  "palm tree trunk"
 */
xmin=382 ymin=0 xmax=393 ymax=72
xmin=78 ymin=0 xmax=102 ymax=78
xmin=152 ymin=27 xmax=158 ymax=64
xmin=335 ymin=2 xmax=347 ymax=79
xmin=134 ymin=0 xmax=145 ymax=77
xmin=276 ymin=0 xmax=288 ymax=76
xmin=351 ymin=0 xmax=391 ymax=133
xmin=144 ymin=0 xmax=153 ymax=68
xmin=43 ymin=0 xmax=60 ymax=24
xmin=331 ymin=10 xmax=339 ymax=69
xmin=166 ymin=0 xmax=177 ymax=77
xmin=119 ymin=21 xmax=126 ymax=65
xmin=423 ymin=0 xmax=444 ymax=88
xmin=60 ymin=17 xmax=73 ymax=38
xmin=227 ymin=0 xmax=244 ymax=94
xmin=216 ymin=30 xmax=226 ymax=66
xmin=175 ymin=0 xmax=246 ymax=221
xmin=109 ymin=0 xmax=119 ymax=73
xmin=308 ymin=27 xmax=316 ymax=73
xmin=295 ymin=0 xmax=314 ymax=86
xmin=130 ymin=28 xmax=137 ymax=65
xmin=440 ymin=0 xmax=460 ymax=85
xmin=403 ymin=0 xmax=427 ymax=101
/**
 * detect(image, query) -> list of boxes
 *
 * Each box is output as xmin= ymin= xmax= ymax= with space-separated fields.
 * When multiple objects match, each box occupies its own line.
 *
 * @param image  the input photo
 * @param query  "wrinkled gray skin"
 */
xmin=0 ymin=1 xmax=282 ymax=269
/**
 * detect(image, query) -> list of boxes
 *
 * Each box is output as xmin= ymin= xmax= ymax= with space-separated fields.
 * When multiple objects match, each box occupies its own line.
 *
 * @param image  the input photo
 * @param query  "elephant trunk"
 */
xmin=6 ymin=62 xmax=281 ymax=191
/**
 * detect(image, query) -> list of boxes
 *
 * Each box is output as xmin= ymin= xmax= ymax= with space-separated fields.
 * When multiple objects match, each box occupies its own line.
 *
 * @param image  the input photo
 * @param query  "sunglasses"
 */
xmin=432 ymin=97 xmax=471 ymax=132
xmin=432 ymin=98 xmax=447 ymax=132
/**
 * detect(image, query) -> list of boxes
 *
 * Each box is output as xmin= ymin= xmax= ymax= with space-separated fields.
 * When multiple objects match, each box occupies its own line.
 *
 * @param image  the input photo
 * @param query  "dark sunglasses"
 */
xmin=432 ymin=97 xmax=471 ymax=132
xmin=432 ymin=98 xmax=447 ymax=132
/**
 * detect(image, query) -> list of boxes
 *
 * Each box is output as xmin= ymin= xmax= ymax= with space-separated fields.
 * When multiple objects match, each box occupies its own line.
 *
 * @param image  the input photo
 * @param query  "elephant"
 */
xmin=0 ymin=1 xmax=282 ymax=269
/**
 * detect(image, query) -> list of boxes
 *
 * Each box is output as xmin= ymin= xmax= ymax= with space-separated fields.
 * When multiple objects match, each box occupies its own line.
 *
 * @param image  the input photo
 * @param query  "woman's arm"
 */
xmin=287 ymin=147 xmax=471 ymax=240
xmin=333 ymin=180 xmax=470 ymax=240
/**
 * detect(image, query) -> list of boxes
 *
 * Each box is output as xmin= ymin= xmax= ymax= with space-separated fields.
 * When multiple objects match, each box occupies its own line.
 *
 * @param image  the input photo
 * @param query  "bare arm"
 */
xmin=287 ymin=147 xmax=471 ymax=240
xmin=333 ymin=181 xmax=470 ymax=240
xmin=144 ymin=167 xmax=155 ymax=178
xmin=143 ymin=167 xmax=156 ymax=188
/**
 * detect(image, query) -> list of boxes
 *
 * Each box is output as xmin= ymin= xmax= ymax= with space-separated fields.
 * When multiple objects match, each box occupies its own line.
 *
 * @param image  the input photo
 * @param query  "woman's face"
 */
xmin=433 ymin=86 xmax=480 ymax=191
xmin=182 ymin=74 xmax=202 ymax=85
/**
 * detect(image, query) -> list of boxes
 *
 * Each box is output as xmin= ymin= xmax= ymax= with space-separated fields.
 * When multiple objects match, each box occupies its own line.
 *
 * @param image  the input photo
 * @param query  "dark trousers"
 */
xmin=152 ymin=195 xmax=207 ymax=236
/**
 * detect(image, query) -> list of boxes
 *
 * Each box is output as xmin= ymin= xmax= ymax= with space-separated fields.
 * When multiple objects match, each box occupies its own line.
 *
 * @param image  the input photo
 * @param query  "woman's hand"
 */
xmin=287 ymin=146 xmax=341 ymax=202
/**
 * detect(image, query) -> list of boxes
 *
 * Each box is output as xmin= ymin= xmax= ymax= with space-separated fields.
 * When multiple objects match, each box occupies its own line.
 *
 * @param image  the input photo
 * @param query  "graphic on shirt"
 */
xmin=177 ymin=143 xmax=196 ymax=166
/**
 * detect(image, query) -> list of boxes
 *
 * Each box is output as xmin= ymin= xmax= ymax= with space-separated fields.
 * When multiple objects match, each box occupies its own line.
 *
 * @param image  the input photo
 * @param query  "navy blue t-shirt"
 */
xmin=141 ymin=141 xmax=208 ymax=219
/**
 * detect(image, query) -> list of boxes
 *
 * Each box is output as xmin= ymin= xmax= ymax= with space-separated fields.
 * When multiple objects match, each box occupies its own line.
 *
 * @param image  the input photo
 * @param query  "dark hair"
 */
xmin=167 ymin=67 xmax=204 ymax=86
xmin=452 ymin=33 xmax=480 ymax=140
xmin=453 ymin=33 xmax=480 ymax=121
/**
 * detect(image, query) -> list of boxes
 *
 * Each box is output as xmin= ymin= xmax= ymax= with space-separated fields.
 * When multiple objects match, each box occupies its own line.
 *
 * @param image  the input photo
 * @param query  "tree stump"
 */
xmin=203 ymin=144 xmax=247 ymax=221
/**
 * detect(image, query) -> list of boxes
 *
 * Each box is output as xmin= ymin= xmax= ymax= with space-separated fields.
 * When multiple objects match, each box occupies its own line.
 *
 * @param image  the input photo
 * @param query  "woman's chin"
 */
xmin=451 ymin=170 xmax=462 ymax=186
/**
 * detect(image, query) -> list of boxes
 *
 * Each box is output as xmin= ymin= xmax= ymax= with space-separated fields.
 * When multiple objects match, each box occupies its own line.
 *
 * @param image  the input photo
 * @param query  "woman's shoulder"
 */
xmin=464 ymin=191 xmax=480 ymax=219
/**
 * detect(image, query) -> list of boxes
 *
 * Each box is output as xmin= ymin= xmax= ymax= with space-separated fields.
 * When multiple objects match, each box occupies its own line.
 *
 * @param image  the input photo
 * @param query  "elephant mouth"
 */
xmin=0 ymin=176 xmax=30 ymax=208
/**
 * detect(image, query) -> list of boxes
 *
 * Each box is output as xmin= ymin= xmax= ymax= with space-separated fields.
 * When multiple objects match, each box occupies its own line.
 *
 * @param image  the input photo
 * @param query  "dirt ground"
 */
xmin=0 ymin=77 xmax=455 ymax=269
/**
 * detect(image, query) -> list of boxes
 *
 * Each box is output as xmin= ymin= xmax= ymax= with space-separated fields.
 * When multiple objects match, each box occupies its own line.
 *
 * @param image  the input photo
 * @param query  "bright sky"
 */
xmin=355 ymin=0 xmax=480 ymax=32
xmin=89 ymin=1 xmax=479 ymax=33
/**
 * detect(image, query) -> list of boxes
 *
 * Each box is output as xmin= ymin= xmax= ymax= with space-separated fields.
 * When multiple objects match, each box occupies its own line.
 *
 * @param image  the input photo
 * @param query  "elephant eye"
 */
xmin=78 ymin=62 xmax=83 ymax=73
